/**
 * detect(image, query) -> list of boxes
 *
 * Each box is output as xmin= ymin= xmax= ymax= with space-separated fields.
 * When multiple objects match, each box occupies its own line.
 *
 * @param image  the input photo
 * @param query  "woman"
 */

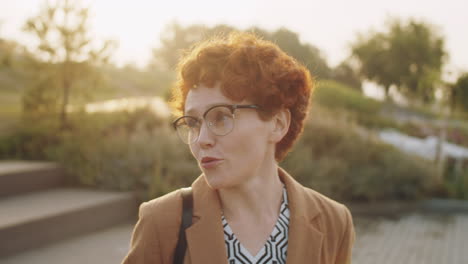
xmin=122 ymin=32 xmax=355 ymax=264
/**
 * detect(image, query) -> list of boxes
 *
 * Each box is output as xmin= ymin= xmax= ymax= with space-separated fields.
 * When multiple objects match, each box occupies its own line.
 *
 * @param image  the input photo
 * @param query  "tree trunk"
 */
xmin=60 ymin=62 xmax=70 ymax=130
xmin=383 ymin=85 xmax=391 ymax=102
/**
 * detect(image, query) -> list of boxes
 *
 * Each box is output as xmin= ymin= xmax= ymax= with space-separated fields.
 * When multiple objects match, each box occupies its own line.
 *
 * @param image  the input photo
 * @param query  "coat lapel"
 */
xmin=185 ymin=175 xmax=228 ymax=264
xmin=185 ymin=168 xmax=323 ymax=264
xmin=286 ymin=216 xmax=323 ymax=263
xmin=279 ymin=168 xmax=324 ymax=264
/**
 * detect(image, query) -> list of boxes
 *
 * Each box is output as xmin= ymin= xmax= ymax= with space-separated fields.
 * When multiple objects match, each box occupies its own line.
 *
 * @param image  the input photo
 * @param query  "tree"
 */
xmin=0 ymin=37 xmax=33 ymax=92
xmin=0 ymin=23 xmax=24 ymax=71
xmin=22 ymin=0 xmax=115 ymax=128
xmin=351 ymin=18 xmax=446 ymax=104
xmin=151 ymin=22 xmax=236 ymax=70
xmin=450 ymin=73 xmax=468 ymax=112
xmin=331 ymin=60 xmax=362 ymax=91
xmin=0 ymin=39 xmax=13 ymax=69
xmin=258 ymin=27 xmax=331 ymax=79
xmin=151 ymin=23 xmax=331 ymax=79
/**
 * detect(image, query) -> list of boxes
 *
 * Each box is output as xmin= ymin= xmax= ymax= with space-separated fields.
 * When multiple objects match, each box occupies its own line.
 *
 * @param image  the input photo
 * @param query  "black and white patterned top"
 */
xmin=222 ymin=185 xmax=290 ymax=264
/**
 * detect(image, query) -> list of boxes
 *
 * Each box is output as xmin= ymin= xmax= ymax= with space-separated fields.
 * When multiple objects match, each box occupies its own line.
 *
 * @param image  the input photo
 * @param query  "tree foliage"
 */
xmin=330 ymin=61 xmax=362 ymax=91
xmin=450 ymin=73 xmax=468 ymax=112
xmin=0 ymin=37 xmax=37 ymax=96
xmin=151 ymin=23 xmax=331 ymax=79
xmin=351 ymin=18 xmax=446 ymax=104
xmin=151 ymin=23 xmax=236 ymax=70
xmin=255 ymin=27 xmax=331 ymax=78
xmin=22 ymin=0 xmax=116 ymax=128
xmin=0 ymin=39 xmax=15 ymax=69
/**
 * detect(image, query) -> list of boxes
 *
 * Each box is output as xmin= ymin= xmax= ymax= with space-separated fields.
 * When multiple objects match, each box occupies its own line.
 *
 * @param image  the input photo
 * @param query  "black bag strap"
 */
xmin=173 ymin=187 xmax=193 ymax=264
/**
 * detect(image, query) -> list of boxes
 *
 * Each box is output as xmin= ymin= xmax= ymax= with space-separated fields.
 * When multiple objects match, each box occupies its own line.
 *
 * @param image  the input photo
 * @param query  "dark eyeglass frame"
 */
xmin=172 ymin=104 xmax=261 ymax=144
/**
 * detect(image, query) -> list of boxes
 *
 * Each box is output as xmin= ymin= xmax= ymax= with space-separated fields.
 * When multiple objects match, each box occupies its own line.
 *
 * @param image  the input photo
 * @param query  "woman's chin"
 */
xmin=203 ymin=173 xmax=228 ymax=190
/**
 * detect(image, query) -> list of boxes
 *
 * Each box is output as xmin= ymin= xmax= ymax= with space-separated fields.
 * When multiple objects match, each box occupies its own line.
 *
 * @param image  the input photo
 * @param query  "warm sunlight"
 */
xmin=1 ymin=1 xmax=468 ymax=263
xmin=2 ymin=0 xmax=467 ymax=72
xmin=69 ymin=96 xmax=170 ymax=118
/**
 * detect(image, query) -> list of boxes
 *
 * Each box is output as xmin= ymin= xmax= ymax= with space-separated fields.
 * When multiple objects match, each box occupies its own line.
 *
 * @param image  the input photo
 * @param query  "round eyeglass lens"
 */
xmin=205 ymin=106 xmax=234 ymax=136
xmin=175 ymin=117 xmax=199 ymax=144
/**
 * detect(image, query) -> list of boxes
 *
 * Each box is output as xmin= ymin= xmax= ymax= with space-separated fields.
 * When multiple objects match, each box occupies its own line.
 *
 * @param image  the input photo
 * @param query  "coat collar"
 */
xmin=185 ymin=167 xmax=323 ymax=264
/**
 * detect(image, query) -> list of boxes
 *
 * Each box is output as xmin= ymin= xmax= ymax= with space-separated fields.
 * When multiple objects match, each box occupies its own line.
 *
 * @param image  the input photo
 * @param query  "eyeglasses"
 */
xmin=172 ymin=104 xmax=260 ymax=144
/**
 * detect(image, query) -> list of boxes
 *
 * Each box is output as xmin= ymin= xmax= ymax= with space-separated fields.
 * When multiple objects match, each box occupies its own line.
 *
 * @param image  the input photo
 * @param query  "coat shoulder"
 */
xmin=137 ymin=189 xmax=185 ymax=263
xmin=301 ymin=187 xmax=353 ymax=234
xmin=300 ymin=187 xmax=355 ymax=263
xmin=304 ymin=187 xmax=350 ymax=216
xmin=121 ymin=189 xmax=184 ymax=264
xmin=140 ymin=189 xmax=183 ymax=227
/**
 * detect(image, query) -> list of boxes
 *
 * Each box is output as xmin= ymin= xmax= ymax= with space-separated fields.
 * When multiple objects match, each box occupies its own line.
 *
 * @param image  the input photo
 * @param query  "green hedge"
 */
xmin=313 ymin=80 xmax=402 ymax=129
xmin=313 ymin=80 xmax=381 ymax=114
xmin=281 ymin=106 xmax=436 ymax=202
xmin=0 ymin=109 xmax=198 ymax=200
xmin=1 ymin=104 xmax=439 ymax=202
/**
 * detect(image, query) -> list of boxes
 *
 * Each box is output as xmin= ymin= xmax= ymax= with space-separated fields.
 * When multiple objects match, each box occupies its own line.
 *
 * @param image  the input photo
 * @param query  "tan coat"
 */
xmin=121 ymin=167 xmax=355 ymax=264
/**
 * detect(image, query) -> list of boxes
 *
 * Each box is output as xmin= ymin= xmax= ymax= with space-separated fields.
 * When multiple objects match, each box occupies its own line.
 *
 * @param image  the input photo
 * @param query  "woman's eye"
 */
xmin=216 ymin=114 xmax=225 ymax=122
xmin=214 ymin=113 xmax=228 ymax=123
xmin=186 ymin=119 xmax=198 ymax=128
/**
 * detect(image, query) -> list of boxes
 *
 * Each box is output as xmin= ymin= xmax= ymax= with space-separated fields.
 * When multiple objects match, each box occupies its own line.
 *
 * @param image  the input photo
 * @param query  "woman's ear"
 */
xmin=269 ymin=108 xmax=291 ymax=143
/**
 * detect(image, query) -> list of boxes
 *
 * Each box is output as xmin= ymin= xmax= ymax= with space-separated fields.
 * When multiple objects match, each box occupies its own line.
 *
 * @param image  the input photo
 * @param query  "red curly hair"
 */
xmin=170 ymin=32 xmax=314 ymax=162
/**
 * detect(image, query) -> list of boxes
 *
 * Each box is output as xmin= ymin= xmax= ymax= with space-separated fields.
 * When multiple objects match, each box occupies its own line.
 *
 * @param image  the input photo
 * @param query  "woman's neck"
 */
xmin=217 ymin=163 xmax=284 ymax=223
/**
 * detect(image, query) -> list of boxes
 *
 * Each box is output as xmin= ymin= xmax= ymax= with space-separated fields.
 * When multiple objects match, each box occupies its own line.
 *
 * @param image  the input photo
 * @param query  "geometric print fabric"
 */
xmin=222 ymin=185 xmax=290 ymax=264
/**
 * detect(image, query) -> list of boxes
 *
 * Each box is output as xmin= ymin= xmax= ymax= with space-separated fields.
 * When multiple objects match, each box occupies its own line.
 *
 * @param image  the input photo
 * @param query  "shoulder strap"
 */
xmin=173 ymin=187 xmax=193 ymax=264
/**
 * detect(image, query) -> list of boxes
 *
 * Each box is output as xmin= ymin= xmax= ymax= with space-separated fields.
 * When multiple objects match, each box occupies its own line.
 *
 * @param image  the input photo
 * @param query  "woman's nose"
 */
xmin=196 ymin=121 xmax=215 ymax=148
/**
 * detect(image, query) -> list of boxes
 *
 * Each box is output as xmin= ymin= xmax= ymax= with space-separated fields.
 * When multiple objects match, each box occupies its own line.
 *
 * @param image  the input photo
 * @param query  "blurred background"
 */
xmin=0 ymin=0 xmax=467 ymax=263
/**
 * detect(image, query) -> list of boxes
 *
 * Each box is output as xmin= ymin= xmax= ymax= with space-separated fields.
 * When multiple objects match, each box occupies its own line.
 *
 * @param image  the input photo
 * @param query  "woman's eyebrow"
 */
xmin=185 ymin=103 xmax=229 ymax=116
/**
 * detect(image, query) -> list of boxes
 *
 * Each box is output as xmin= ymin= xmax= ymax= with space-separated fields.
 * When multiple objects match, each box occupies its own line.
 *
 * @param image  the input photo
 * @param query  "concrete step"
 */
xmin=0 ymin=161 xmax=65 ymax=197
xmin=0 ymin=188 xmax=137 ymax=257
xmin=0 ymin=222 xmax=135 ymax=264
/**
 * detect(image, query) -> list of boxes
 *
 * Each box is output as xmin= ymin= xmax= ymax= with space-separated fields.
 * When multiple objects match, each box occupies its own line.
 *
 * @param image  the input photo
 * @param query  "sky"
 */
xmin=1 ymin=0 xmax=467 ymax=81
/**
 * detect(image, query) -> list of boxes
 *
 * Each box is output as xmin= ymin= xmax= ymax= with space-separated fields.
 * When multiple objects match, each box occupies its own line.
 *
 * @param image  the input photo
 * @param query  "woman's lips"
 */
xmin=201 ymin=159 xmax=223 ymax=169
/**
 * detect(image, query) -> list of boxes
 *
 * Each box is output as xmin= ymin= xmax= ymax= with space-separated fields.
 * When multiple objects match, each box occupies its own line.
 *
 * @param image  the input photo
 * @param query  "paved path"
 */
xmin=353 ymin=213 xmax=468 ymax=264
xmin=2 ymin=222 xmax=134 ymax=264
xmin=2 ymin=212 xmax=467 ymax=263
xmin=0 ymin=160 xmax=57 ymax=175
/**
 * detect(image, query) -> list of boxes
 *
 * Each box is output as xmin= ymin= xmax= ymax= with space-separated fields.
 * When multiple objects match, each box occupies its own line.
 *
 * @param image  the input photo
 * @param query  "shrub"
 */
xmin=313 ymin=80 xmax=382 ymax=115
xmin=1 ymin=100 xmax=438 ymax=202
xmin=0 ymin=117 xmax=61 ymax=160
xmin=0 ymin=108 xmax=199 ymax=201
xmin=447 ymin=123 xmax=468 ymax=148
xmin=47 ymin=108 xmax=198 ymax=200
xmin=313 ymin=80 xmax=403 ymax=130
xmin=281 ymin=106 xmax=436 ymax=202
xmin=442 ymin=157 xmax=468 ymax=199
